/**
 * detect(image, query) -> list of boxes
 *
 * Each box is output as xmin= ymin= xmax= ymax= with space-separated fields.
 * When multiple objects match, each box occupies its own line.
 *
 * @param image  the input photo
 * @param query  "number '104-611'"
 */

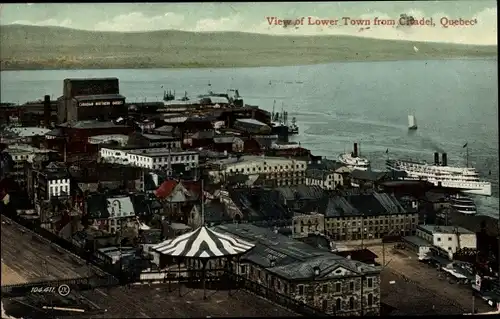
xmin=31 ymin=287 xmax=56 ymax=293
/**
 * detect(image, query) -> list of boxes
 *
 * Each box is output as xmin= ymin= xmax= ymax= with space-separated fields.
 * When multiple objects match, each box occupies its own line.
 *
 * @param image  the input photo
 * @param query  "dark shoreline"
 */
xmin=1 ymin=56 xmax=498 ymax=72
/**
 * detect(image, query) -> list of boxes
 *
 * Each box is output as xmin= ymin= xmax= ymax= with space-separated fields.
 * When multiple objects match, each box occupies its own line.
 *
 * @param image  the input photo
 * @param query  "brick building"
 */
xmin=214 ymin=224 xmax=381 ymax=316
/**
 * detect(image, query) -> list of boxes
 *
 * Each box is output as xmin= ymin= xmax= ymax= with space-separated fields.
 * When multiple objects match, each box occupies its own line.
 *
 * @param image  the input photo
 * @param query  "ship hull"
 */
xmin=461 ymin=187 xmax=491 ymax=196
xmin=396 ymin=177 xmax=492 ymax=196
xmin=452 ymin=208 xmax=477 ymax=216
xmin=288 ymin=127 xmax=299 ymax=135
xmin=386 ymin=160 xmax=492 ymax=196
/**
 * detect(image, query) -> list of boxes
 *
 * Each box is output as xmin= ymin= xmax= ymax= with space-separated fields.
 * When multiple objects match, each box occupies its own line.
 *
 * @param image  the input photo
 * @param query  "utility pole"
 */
xmin=360 ymin=216 xmax=364 ymax=249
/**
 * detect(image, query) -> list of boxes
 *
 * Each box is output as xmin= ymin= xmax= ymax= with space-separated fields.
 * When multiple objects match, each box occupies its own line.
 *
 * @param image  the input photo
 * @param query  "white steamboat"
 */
xmin=386 ymin=150 xmax=491 ymax=196
xmin=338 ymin=143 xmax=371 ymax=171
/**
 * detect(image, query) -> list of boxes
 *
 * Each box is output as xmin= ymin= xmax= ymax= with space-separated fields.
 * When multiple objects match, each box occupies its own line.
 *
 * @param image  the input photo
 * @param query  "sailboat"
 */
xmin=408 ymin=114 xmax=417 ymax=130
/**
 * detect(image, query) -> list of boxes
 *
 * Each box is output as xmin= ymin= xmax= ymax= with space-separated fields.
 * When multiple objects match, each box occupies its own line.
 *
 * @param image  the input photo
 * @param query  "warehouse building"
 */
xmin=57 ymin=78 xmax=127 ymax=123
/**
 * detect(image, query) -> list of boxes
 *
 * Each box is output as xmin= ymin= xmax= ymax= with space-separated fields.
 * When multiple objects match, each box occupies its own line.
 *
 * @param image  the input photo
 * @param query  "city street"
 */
xmin=371 ymin=243 xmax=491 ymax=314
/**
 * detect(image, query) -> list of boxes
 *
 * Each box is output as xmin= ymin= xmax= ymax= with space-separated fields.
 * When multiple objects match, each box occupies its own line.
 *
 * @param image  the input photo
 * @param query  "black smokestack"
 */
xmin=353 ymin=143 xmax=358 ymax=157
xmin=442 ymin=153 xmax=447 ymax=166
xmin=434 ymin=152 xmax=439 ymax=165
xmin=43 ymin=95 xmax=51 ymax=128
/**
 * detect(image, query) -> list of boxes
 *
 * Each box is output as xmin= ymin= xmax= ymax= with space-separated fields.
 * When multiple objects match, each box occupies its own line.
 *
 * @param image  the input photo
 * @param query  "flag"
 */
xmin=463 ymin=143 xmax=468 ymax=148
xmin=386 ymin=149 xmax=389 ymax=154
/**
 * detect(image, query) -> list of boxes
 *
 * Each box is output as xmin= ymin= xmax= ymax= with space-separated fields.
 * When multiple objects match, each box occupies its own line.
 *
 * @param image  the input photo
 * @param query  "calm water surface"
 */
xmin=1 ymin=59 xmax=498 ymax=217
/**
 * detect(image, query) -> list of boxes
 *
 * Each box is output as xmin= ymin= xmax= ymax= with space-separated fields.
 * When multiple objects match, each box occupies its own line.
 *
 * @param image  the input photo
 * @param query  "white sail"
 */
xmin=408 ymin=114 xmax=417 ymax=129
xmin=413 ymin=46 xmax=419 ymax=52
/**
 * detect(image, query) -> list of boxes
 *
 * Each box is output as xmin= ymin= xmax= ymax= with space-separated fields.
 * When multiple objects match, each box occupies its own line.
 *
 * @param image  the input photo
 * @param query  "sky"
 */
xmin=0 ymin=1 xmax=497 ymax=45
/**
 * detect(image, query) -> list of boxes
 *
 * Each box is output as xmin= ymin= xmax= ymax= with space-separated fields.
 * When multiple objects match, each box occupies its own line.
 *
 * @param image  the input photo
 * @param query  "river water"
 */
xmin=0 ymin=59 xmax=498 ymax=217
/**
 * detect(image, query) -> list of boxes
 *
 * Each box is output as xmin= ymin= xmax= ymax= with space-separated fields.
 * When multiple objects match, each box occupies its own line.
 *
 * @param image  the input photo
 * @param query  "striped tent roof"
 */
xmin=152 ymin=226 xmax=255 ymax=258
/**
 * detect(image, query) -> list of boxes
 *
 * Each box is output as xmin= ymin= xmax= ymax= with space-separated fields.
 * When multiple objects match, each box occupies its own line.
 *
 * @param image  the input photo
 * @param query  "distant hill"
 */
xmin=0 ymin=25 xmax=497 ymax=70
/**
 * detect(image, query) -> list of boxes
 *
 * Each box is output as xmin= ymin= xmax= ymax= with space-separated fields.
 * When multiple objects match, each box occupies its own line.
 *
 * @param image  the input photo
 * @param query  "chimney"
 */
xmin=442 ymin=153 xmax=448 ymax=167
xmin=43 ymin=95 xmax=51 ymax=128
xmin=353 ymin=143 xmax=358 ymax=157
xmin=434 ymin=152 xmax=439 ymax=165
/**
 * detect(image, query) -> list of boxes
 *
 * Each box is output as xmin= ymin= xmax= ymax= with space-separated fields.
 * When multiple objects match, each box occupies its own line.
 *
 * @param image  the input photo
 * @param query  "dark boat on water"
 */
xmin=270 ymin=101 xmax=299 ymax=136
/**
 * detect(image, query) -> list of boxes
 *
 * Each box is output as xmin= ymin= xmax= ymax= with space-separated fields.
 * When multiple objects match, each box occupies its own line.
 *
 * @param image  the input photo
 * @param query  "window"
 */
xmin=349 ymin=297 xmax=354 ymax=310
xmin=448 ymin=237 xmax=452 ymax=241
xmin=437 ymin=237 xmax=441 ymax=242
xmin=349 ymin=281 xmax=354 ymax=291
xmin=367 ymin=278 xmax=373 ymax=288
xmin=277 ymin=280 xmax=281 ymax=290
xmin=368 ymin=293 xmax=373 ymax=306
xmin=284 ymin=284 xmax=288 ymax=294
xmin=335 ymin=298 xmax=342 ymax=311
xmin=448 ymin=247 xmax=452 ymax=250
xmin=240 ymin=265 xmax=247 ymax=274
xmin=322 ymin=284 xmax=328 ymax=293
xmin=322 ymin=300 xmax=328 ymax=310
xmin=298 ymin=285 xmax=304 ymax=295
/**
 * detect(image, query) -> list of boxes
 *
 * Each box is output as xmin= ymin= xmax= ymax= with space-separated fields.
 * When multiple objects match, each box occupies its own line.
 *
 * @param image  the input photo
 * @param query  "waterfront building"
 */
xmin=213 ymin=224 xmax=381 ymax=316
xmin=99 ymin=147 xmax=199 ymax=171
xmin=404 ymin=224 xmax=477 ymax=260
xmin=305 ymin=159 xmax=350 ymax=190
xmin=207 ymin=155 xmax=307 ymax=186
xmin=322 ymin=192 xmax=418 ymax=242
xmin=57 ymin=78 xmax=127 ymax=123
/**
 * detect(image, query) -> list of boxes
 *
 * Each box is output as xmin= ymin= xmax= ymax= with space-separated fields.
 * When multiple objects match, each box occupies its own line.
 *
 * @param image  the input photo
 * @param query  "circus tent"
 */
xmin=152 ymin=226 xmax=255 ymax=298
xmin=152 ymin=226 xmax=254 ymax=258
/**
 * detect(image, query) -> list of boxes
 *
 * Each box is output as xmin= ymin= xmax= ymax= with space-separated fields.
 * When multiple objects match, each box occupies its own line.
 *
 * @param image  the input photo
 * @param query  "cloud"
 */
xmin=11 ymin=18 xmax=72 ymax=28
xmin=191 ymin=14 xmax=244 ymax=32
xmin=6 ymin=8 xmax=497 ymax=45
xmin=94 ymin=12 xmax=185 ymax=32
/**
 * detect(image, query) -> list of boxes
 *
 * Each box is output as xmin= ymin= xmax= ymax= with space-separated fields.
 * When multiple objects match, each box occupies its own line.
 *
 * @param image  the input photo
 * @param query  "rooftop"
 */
xmin=213 ymin=155 xmax=306 ymax=166
xmin=88 ymin=134 xmax=129 ymax=144
xmin=403 ymin=235 xmax=432 ymax=247
xmin=418 ymin=224 xmax=475 ymax=235
xmin=6 ymin=127 xmax=51 ymax=137
xmin=322 ymin=192 xmax=408 ymax=217
xmin=128 ymin=149 xmax=198 ymax=156
xmin=59 ymin=120 xmax=129 ymax=129
xmin=73 ymin=284 xmax=299 ymax=318
xmin=141 ymin=133 xmax=177 ymax=141
xmin=73 ymin=94 xmax=125 ymax=101
xmin=213 ymin=224 xmax=380 ymax=281
xmin=7 ymin=144 xmax=57 ymax=154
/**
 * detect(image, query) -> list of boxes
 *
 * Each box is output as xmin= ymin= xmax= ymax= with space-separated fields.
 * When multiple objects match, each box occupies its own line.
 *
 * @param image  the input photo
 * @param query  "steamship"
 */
xmin=338 ymin=143 xmax=371 ymax=171
xmin=449 ymin=194 xmax=477 ymax=215
xmin=386 ymin=152 xmax=492 ymax=196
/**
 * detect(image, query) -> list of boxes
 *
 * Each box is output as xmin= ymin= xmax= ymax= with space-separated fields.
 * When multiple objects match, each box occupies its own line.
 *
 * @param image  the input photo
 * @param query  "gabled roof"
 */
xmin=154 ymin=180 xmax=201 ymax=200
xmin=214 ymin=224 xmax=380 ymax=281
xmin=154 ymin=180 xmax=177 ymax=198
